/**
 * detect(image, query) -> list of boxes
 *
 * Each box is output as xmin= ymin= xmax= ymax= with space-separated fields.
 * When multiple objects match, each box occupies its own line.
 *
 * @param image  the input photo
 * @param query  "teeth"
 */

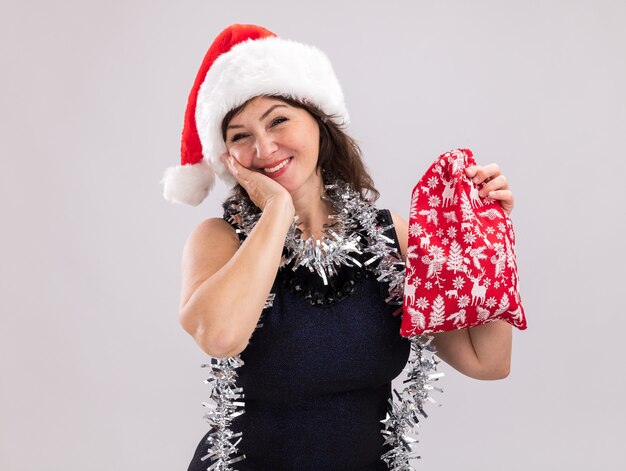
xmin=263 ymin=158 xmax=290 ymax=173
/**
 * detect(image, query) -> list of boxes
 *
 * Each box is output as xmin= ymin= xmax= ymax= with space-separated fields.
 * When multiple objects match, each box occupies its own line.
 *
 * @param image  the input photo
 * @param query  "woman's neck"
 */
xmin=289 ymin=173 xmax=333 ymax=240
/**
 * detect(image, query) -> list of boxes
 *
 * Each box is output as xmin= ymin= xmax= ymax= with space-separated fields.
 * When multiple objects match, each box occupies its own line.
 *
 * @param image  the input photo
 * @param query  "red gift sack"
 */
xmin=400 ymin=148 xmax=527 ymax=336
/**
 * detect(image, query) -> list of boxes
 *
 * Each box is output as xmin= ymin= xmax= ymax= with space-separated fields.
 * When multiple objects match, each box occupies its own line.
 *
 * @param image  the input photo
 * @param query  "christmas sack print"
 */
xmin=400 ymin=148 xmax=527 ymax=336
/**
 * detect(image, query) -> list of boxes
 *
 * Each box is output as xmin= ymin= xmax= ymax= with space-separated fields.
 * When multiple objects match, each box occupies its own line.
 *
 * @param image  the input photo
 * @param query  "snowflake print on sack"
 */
xmin=457 ymin=295 xmax=470 ymax=308
xmin=429 ymin=195 xmax=441 ymax=207
xmin=452 ymin=275 xmax=466 ymax=290
xmin=401 ymin=148 xmax=527 ymax=336
xmin=415 ymin=297 xmax=429 ymax=310
xmin=463 ymin=232 xmax=477 ymax=244
xmin=409 ymin=222 xmax=423 ymax=237
xmin=476 ymin=306 xmax=491 ymax=322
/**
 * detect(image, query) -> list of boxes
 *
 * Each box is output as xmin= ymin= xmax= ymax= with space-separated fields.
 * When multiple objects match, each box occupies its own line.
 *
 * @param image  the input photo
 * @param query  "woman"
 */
xmin=163 ymin=24 xmax=514 ymax=470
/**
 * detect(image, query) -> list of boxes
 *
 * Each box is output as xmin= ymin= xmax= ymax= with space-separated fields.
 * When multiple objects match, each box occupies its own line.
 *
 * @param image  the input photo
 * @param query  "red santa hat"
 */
xmin=161 ymin=24 xmax=350 ymax=206
xmin=401 ymin=148 xmax=527 ymax=336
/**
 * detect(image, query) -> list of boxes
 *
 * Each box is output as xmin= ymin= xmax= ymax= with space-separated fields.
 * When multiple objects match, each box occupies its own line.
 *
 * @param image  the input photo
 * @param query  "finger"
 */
xmin=237 ymin=159 xmax=261 ymax=187
xmin=485 ymin=189 xmax=514 ymax=216
xmin=478 ymin=175 xmax=509 ymax=197
xmin=219 ymin=153 xmax=232 ymax=173
xmin=485 ymin=189 xmax=514 ymax=203
xmin=465 ymin=165 xmax=480 ymax=178
xmin=226 ymin=156 xmax=239 ymax=176
xmin=227 ymin=155 xmax=259 ymax=191
xmin=223 ymin=155 xmax=247 ymax=186
xmin=470 ymin=163 xmax=501 ymax=184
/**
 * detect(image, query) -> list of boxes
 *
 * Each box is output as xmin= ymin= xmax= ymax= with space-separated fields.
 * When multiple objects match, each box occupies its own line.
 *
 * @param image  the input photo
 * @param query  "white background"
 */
xmin=1 ymin=1 xmax=624 ymax=469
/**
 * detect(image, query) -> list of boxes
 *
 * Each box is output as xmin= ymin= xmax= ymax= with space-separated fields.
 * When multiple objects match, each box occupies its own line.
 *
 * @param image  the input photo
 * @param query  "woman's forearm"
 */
xmin=467 ymin=320 xmax=512 ymax=379
xmin=432 ymin=320 xmax=512 ymax=380
xmin=182 ymin=198 xmax=294 ymax=357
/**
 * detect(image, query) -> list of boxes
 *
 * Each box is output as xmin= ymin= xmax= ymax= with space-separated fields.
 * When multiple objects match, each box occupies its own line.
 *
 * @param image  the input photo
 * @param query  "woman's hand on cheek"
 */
xmin=220 ymin=152 xmax=294 ymax=213
xmin=465 ymin=163 xmax=515 ymax=216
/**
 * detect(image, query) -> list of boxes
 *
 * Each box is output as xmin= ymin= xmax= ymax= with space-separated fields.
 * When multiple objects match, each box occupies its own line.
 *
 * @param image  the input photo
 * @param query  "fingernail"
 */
xmin=473 ymin=176 xmax=480 ymax=183
xmin=228 ymin=156 xmax=234 ymax=166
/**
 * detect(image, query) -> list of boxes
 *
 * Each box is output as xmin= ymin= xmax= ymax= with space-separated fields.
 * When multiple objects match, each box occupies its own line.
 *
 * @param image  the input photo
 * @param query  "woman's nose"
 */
xmin=254 ymin=133 xmax=278 ymax=160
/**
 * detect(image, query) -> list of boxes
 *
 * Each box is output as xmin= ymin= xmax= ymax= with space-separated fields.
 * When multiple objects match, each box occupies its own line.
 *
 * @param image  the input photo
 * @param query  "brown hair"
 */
xmin=221 ymin=95 xmax=380 ymax=203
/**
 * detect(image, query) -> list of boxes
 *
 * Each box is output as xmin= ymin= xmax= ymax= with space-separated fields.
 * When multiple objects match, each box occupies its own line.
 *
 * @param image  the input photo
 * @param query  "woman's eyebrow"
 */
xmin=259 ymin=104 xmax=287 ymax=120
xmin=227 ymin=104 xmax=288 ymax=130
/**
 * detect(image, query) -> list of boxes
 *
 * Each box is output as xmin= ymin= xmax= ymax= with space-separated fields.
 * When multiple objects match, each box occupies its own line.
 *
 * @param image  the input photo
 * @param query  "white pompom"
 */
xmin=161 ymin=160 xmax=215 ymax=206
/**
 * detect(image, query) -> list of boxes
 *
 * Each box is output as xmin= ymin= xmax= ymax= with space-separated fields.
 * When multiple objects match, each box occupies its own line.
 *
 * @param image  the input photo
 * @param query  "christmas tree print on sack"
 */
xmin=400 ymin=148 xmax=527 ymax=336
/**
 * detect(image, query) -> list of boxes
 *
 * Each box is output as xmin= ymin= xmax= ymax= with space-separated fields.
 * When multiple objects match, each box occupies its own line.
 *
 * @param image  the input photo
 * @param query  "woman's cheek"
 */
xmin=228 ymin=146 xmax=250 ymax=168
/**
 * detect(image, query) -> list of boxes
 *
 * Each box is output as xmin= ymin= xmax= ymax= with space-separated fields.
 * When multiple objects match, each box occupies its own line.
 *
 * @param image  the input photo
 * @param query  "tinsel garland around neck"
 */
xmin=200 ymin=174 xmax=443 ymax=471
xmin=222 ymin=174 xmax=406 ymax=306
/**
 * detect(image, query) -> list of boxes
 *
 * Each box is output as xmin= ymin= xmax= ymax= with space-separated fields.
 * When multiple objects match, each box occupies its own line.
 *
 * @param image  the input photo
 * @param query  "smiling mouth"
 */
xmin=263 ymin=157 xmax=292 ymax=174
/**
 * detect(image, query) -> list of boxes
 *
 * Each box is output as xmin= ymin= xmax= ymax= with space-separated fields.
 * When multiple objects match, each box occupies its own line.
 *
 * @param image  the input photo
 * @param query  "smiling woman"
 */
xmin=223 ymin=97 xmax=321 ymax=193
xmin=220 ymin=93 xmax=380 ymax=209
xmin=161 ymin=23 xmax=516 ymax=471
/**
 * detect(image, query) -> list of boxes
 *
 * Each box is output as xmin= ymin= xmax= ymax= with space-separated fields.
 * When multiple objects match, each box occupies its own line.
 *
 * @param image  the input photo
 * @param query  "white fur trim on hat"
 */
xmin=195 ymin=36 xmax=349 ymax=184
xmin=161 ymin=160 xmax=216 ymax=206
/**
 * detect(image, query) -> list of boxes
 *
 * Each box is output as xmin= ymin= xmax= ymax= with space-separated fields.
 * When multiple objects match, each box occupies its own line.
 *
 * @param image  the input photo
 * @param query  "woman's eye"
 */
xmin=231 ymin=133 xmax=248 ymax=142
xmin=271 ymin=117 xmax=288 ymax=127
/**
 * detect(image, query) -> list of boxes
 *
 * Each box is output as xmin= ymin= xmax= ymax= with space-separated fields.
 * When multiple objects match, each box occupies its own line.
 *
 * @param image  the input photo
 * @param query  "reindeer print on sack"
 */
xmin=467 ymin=268 xmax=487 ymax=306
xmin=441 ymin=176 xmax=456 ymax=207
xmin=400 ymin=148 xmax=527 ymax=337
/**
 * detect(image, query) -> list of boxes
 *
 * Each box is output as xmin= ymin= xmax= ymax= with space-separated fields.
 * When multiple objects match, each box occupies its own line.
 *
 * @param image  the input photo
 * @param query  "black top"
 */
xmin=187 ymin=209 xmax=410 ymax=471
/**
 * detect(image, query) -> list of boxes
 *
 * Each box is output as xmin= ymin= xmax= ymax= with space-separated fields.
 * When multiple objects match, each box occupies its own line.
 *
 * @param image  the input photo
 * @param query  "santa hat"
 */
xmin=161 ymin=24 xmax=350 ymax=206
xmin=401 ymin=148 xmax=527 ymax=336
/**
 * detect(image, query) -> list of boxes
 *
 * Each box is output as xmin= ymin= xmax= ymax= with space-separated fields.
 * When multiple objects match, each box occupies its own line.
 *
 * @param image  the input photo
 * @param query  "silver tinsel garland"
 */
xmin=200 ymin=357 xmax=246 ymax=470
xmin=381 ymin=335 xmax=444 ymax=470
xmin=198 ymin=176 xmax=443 ymax=470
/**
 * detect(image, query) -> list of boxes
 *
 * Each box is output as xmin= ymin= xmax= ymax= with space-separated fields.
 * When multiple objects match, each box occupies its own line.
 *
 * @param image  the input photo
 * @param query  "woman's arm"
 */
xmin=390 ymin=208 xmax=512 ymax=380
xmin=178 ymin=196 xmax=294 ymax=359
xmin=430 ymin=320 xmax=511 ymax=380
xmin=389 ymin=162 xmax=515 ymax=379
